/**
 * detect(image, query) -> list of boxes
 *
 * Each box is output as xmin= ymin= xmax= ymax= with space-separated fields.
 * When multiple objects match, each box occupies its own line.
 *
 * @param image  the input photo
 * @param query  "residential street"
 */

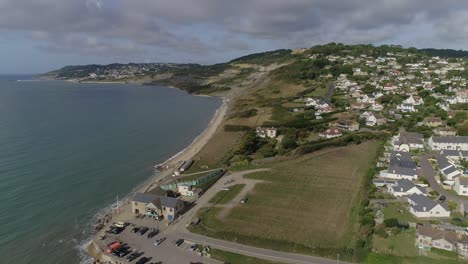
xmin=419 ymin=155 xmax=465 ymax=203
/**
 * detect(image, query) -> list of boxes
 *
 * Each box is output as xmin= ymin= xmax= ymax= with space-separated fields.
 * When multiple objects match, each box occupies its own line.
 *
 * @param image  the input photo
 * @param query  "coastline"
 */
xmin=82 ymin=87 xmax=229 ymax=262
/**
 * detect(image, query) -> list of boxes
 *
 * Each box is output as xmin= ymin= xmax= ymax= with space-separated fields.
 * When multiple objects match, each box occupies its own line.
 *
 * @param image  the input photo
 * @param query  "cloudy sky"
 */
xmin=0 ymin=0 xmax=467 ymax=73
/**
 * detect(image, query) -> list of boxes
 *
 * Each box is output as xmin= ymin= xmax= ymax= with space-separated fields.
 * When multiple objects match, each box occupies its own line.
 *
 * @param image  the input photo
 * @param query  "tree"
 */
xmin=384 ymin=218 xmax=399 ymax=228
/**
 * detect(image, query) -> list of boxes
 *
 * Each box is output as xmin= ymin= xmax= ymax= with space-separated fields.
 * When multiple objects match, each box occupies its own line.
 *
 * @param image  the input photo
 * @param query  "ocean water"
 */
xmin=0 ymin=77 xmax=221 ymax=264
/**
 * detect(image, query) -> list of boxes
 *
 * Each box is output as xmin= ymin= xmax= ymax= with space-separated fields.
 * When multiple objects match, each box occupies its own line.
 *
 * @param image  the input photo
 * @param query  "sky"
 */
xmin=1 ymin=0 xmax=468 ymax=74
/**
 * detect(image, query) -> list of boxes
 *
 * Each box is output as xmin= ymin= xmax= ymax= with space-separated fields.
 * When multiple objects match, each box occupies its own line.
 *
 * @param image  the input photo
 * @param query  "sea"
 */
xmin=0 ymin=75 xmax=222 ymax=264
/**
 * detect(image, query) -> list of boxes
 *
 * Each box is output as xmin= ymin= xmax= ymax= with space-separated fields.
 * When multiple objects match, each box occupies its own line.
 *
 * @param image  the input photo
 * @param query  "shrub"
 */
xmin=384 ymin=218 xmax=399 ymax=228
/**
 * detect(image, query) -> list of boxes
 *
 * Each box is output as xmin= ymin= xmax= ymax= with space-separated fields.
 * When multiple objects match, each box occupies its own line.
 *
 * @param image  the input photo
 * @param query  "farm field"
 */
xmin=191 ymin=141 xmax=381 ymax=260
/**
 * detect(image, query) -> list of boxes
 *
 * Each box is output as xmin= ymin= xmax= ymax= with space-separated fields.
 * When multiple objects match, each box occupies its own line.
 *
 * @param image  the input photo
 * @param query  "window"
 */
xmin=170 ymin=208 xmax=173 ymax=212
xmin=444 ymin=245 xmax=451 ymax=249
xmin=434 ymin=242 xmax=441 ymax=246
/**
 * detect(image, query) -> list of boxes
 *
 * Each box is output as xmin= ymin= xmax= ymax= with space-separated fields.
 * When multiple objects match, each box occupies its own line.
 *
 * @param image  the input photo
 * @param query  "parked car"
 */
xmin=240 ymin=197 xmax=248 ymax=204
xmin=189 ymin=244 xmax=199 ymax=252
xmin=147 ymin=228 xmax=159 ymax=238
xmin=154 ymin=237 xmax=166 ymax=246
xmin=174 ymin=238 xmax=184 ymax=247
xmin=108 ymin=226 xmax=124 ymax=234
xmin=114 ymin=221 xmax=127 ymax=228
xmin=126 ymin=252 xmax=139 ymax=262
xmin=132 ymin=226 xmax=140 ymax=233
xmin=136 ymin=257 xmax=150 ymax=264
xmin=138 ymin=227 xmax=149 ymax=235
xmin=116 ymin=249 xmax=130 ymax=258
xmin=439 ymin=195 xmax=446 ymax=203
xmin=106 ymin=241 xmax=121 ymax=254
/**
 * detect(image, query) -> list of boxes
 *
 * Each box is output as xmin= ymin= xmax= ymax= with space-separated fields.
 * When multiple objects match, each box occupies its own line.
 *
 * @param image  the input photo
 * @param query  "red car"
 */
xmin=106 ymin=241 xmax=121 ymax=254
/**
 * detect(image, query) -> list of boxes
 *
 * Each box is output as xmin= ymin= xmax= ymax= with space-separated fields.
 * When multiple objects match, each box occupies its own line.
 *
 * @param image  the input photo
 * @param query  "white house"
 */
xmin=366 ymin=114 xmax=385 ymax=127
xmin=393 ymin=130 xmax=424 ymax=151
xmin=256 ymin=126 xmax=278 ymax=139
xmin=319 ymin=128 xmax=342 ymax=139
xmin=454 ymin=177 xmax=468 ymax=196
xmin=407 ymin=194 xmax=450 ymax=218
xmin=382 ymin=151 xmax=418 ymax=180
xmin=428 ymin=136 xmax=468 ymax=151
xmin=388 ymin=179 xmax=427 ymax=197
xmin=437 ymin=155 xmax=463 ymax=182
xmin=403 ymin=95 xmax=424 ymax=106
xmin=417 ymin=225 xmax=468 ymax=257
xmin=397 ymin=103 xmax=417 ymax=113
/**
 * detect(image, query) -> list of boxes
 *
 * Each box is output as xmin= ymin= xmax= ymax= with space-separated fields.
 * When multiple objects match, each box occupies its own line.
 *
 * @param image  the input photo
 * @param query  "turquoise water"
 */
xmin=0 ymin=77 xmax=221 ymax=263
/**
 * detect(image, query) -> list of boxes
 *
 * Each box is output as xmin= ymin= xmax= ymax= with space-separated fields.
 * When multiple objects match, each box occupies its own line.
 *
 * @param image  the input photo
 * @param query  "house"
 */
xmin=332 ymin=119 xmax=360 ymax=131
xmin=373 ymin=178 xmax=397 ymax=188
xmin=440 ymin=149 xmax=468 ymax=161
xmin=360 ymin=111 xmax=371 ymax=119
xmin=177 ymin=185 xmax=202 ymax=197
xmin=459 ymin=201 xmax=468 ymax=216
xmin=351 ymin=102 xmax=368 ymax=110
xmin=404 ymin=95 xmax=424 ymax=106
xmin=393 ymin=130 xmax=424 ymax=151
xmin=366 ymin=114 xmax=386 ymax=126
xmin=423 ymin=117 xmax=445 ymax=127
xmin=382 ymin=151 xmax=418 ymax=180
xmin=417 ymin=225 xmax=468 ymax=257
xmin=428 ymin=136 xmax=468 ymax=151
xmin=319 ymin=128 xmax=342 ymax=139
xmin=256 ymin=126 xmax=278 ymax=139
xmin=371 ymin=103 xmax=384 ymax=111
xmin=437 ymin=154 xmax=463 ymax=183
xmin=397 ymin=103 xmax=417 ymax=112
xmin=454 ymin=177 xmax=468 ymax=196
xmin=407 ymin=194 xmax=450 ymax=218
xmin=132 ymin=192 xmax=184 ymax=221
xmin=434 ymin=127 xmax=458 ymax=137
xmin=316 ymin=106 xmax=335 ymax=114
xmin=388 ymin=179 xmax=427 ymax=197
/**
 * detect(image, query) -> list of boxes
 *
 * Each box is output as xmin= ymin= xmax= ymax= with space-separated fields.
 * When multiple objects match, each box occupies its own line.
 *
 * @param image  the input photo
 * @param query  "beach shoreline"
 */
xmin=82 ymin=86 xmax=229 ymax=262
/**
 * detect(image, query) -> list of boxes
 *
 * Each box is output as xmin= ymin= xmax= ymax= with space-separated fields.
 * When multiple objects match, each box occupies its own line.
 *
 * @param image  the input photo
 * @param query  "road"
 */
xmin=419 ymin=155 xmax=465 ymax=203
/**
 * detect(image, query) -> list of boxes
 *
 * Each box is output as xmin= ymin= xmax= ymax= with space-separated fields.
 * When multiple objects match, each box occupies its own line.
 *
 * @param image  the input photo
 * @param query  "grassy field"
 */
xmin=373 ymin=228 xmax=418 ymax=257
xmin=210 ymin=249 xmax=285 ymax=264
xmin=186 ymin=126 xmax=245 ymax=173
xmin=365 ymin=253 xmax=467 ymax=264
xmin=209 ymin=184 xmax=246 ymax=204
xmin=191 ymin=141 xmax=381 ymax=260
xmin=382 ymin=203 xmax=417 ymax=222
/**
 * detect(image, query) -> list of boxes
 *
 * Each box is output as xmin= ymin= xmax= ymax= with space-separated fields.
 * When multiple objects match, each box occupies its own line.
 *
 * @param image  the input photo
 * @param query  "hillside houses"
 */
xmin=393 ymin=130 xmax=424 ymax=151
xmin=407 ymin=194 xmax=450 ymax=218
xmin=388 ymin=179 xmax=427 ymax=197
xmin=319 ymin=128 xmax=342 ymax=139
xmin=429 ymin=136 xmax=468 ymax=151
xmin=256 ymin=126 xmax=278 ymax=139
xmin=417 ymin=225 xmax=468 ymax=257
xmin=380 ymin=151 xmax=418 ymax=180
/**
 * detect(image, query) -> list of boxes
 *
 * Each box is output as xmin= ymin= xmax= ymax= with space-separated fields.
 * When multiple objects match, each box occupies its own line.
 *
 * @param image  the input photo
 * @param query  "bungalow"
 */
xmin=438 ymin=155 xmax=462 ymax=182
xmin=407 ymin=194 xmax=450 ymax=218
xmin=393 ymin=130 xmax=424 ymax=151
xmin=256 ymin=126 xmax=278 ymax=139
xmin=332 ymin=119 xmax=360 ymax=131
xmin=454 ymin=177 xmax=468 ymax=196
xmin=428 ymin=136 xmax=468 ymax=151
xmin=417 ymin=225 xmax=468 ymax=257
xmin=319 ymin=128 xmax=342 ymax=139
xmin=434 ymin=127 xmax=458 ymax=137
xmin=388 ymin=179 xmax=427 ymax=197
xmin=423 ymin=117 xmax=445 ymax=127
xmin=131 ymin=192 xmax=184 ymax=222
xmin=383 ymin=151 xmax=418 ymax=180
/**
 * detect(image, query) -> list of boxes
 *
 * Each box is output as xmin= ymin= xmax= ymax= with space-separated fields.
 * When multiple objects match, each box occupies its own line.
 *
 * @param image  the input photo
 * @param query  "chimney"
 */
xmin=423 ymin=206 xmax=427 ymax=211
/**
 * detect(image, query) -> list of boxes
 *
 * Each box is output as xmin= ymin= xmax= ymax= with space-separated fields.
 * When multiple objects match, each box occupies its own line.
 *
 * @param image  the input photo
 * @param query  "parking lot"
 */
xmin=99 ymin=221 xmax=222 ymax=264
